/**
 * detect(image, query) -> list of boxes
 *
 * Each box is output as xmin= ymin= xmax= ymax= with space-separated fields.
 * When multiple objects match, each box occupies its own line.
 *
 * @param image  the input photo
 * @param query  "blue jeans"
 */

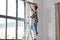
xmin=31 ymin=20 xmax=38 ymax=32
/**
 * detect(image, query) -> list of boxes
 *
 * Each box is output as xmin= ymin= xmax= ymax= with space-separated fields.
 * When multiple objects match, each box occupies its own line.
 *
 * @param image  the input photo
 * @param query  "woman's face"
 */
xmin=32 ymin=5 xmax=35 ymax=10
xmin=32 ymin=5 xmax=36 ymax=11
xmin=30 ymin=4 xmax=37 ymax=11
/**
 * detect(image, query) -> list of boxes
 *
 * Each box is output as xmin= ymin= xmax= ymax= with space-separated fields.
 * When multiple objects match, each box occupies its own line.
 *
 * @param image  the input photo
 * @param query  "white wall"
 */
xmin=43 ymin=0 xmax=56 ymax=40
xmin=33 ymin=0 xmax=44 ymax=40
xmin=33 ymin=0 xmax=60 ymax=40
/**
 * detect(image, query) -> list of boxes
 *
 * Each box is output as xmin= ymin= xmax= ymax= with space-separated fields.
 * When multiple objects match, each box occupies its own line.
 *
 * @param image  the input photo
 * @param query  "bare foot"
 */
xmin=36 ymin=32 xmax=38 ymax=34
xmin=34 ymin=39 xmax=36 ymax=40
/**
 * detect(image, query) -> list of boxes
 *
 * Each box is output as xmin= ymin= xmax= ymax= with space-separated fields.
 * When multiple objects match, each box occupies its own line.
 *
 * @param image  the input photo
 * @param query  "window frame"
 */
xmin=0 ymin=0 xmax=25 ymax=40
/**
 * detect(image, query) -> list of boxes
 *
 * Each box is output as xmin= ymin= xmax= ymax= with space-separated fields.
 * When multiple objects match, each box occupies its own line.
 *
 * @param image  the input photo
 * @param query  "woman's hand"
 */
xmin=28 ymin=3 xmax=34 ymax=12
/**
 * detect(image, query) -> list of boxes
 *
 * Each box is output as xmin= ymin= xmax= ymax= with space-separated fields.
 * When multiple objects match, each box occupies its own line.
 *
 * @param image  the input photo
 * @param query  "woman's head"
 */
xmin=29 ymin=3 xmax=38 ymax=11
xmin=34 ymin=4 xmax=38 ymax=10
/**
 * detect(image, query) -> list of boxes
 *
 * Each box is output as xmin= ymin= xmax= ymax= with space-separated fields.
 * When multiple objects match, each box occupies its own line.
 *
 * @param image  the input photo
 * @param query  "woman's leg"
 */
xmin=31 ymin=21 xmax=38 ymax=33
xmin=34 ymin=22 xmax=38 ymax=34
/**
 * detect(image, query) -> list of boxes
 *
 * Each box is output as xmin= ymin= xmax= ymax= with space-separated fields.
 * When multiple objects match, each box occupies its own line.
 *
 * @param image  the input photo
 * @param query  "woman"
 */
xmin=28 ymin=2 xmax=38 ymax=40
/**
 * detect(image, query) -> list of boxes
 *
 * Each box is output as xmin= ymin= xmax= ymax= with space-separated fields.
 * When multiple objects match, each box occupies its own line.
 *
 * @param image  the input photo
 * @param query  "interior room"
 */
xmin=0 ymin=0 xmax=60 ymax=40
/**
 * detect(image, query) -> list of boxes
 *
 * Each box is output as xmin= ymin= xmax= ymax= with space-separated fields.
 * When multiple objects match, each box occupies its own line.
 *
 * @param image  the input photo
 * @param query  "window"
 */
xmin=0 ymin=0 xmax=25 ymax=40
xmin=0 ymin=0 xmax=6 ymax=15
xmin=0 ymin=18 xmax=6 ymax=39
xmin=18 ymin=21 xmax=24 ymax=39
xmin=7 ymin=19 xmax=16 ymax=39
xmin=8 ymin=0 xmax=16 ymax=17
xmin=18 ymin=0 xmax=24 ymax=18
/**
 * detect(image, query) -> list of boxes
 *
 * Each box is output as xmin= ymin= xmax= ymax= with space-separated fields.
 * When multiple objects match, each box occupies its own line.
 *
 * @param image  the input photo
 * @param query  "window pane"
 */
xmin=0 ymin=18 xmax=6 ymax=39
xmin=8 ymin=0 xmax=16 ymax=17
xmin=0 ymin=0 xmax=6 ymax=15
xmin=18 ymin=0 xmax=24 ymax=18
xmin=7 ymin=19 xmax=16 ymax=39
xmin=18 ymin=21 xmax=24 ymax=39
